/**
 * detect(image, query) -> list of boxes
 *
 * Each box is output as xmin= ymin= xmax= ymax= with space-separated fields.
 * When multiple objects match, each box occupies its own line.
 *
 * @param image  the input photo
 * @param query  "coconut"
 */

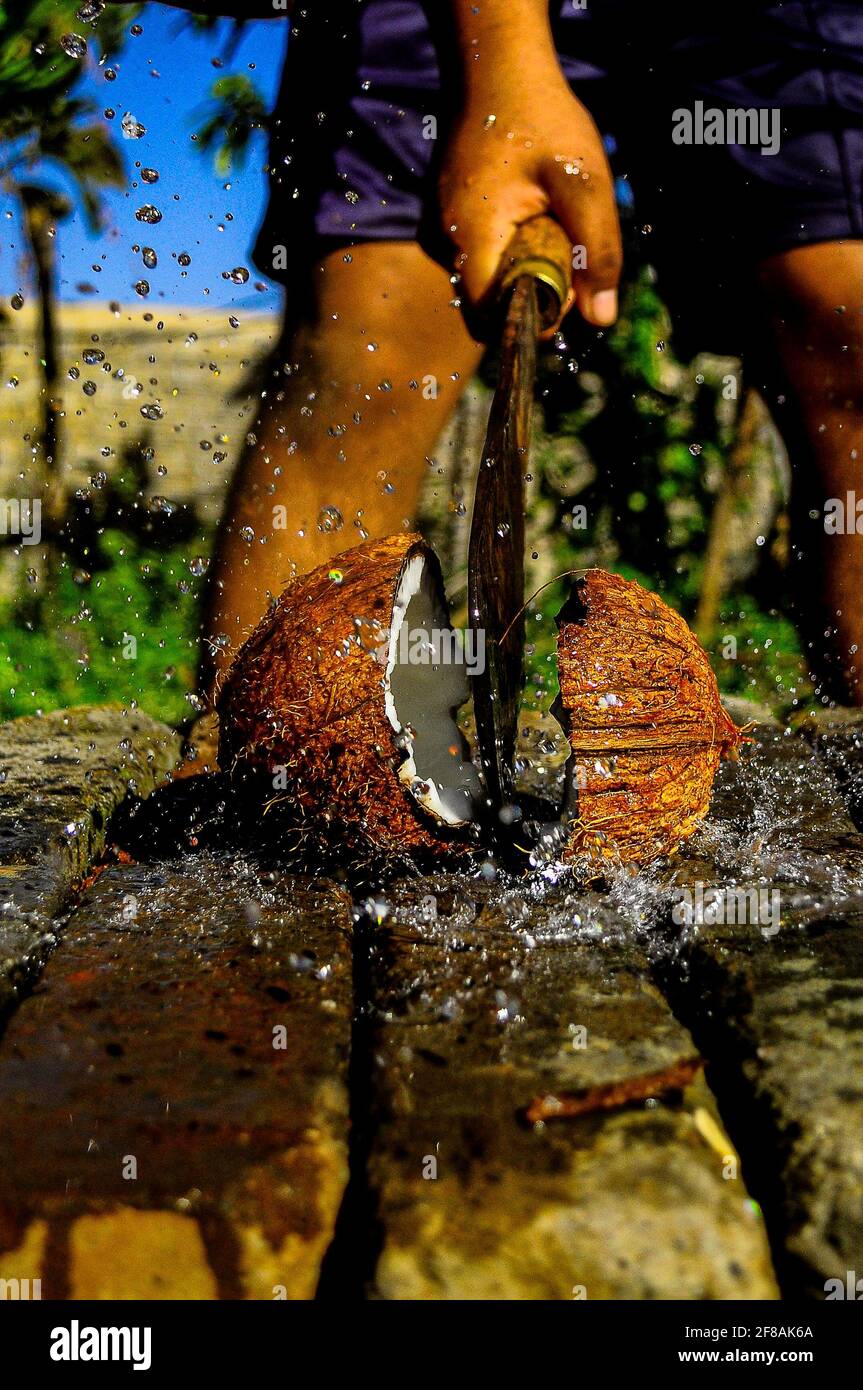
xmin=556 ymin=569 xmax=743 ymax=865
xmin=217 ymin=533 xmax=481 ymax=858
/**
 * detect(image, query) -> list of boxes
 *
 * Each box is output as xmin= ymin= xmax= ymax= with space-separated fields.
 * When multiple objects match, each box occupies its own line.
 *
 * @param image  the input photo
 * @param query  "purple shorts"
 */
xmin=255 ymin=0 xmax=863 ymax=345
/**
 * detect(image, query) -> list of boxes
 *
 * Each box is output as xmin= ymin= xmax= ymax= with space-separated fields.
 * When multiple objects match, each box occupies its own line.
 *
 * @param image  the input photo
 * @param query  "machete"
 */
xmin=467 ymin=214 xmax=572 ymax=818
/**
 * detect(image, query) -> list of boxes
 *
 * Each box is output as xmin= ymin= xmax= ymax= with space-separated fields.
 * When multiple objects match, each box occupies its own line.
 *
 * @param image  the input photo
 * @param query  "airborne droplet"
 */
xmin=60 ymin=33 xmax=87 ymax=59
xmin=122 ymin=111 xmax=146 ymax=139
xmin=317 ymin=506 xmax=344 ymax=534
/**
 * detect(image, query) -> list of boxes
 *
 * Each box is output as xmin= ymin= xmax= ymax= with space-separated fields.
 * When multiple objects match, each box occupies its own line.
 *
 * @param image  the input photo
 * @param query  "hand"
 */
xmin=439 ymin=75 xmax=622 ymax=328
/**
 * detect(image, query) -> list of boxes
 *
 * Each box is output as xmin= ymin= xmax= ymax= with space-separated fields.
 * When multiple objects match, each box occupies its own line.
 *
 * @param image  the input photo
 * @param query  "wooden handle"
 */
xmin=495 ymin=214 xmax=572 ymax=330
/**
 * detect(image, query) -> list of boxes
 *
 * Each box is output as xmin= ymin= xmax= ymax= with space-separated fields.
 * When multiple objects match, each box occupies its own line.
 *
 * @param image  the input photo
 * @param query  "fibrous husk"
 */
xmin=217 ymin=533 xmax=477 ymax=860
xmin=556 ymin=569 xmax=743 ymax=865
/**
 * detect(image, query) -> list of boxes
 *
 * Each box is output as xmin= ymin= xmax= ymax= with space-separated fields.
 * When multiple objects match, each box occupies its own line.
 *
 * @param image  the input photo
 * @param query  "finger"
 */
xmin=543 ymin=154 xmax=622 ymax=327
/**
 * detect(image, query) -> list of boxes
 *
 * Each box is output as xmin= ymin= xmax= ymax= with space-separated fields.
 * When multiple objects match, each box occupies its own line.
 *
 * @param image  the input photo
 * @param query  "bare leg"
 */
xmin=757 ymin=241 xmax=863 ymax=704
xmin=201 ymin=241 xmax=483 ymax=698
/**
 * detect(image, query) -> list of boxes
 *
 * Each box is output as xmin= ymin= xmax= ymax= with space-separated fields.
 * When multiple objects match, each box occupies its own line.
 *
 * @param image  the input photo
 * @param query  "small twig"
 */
xmin=498 ymin=568 xmax=587 ymax=648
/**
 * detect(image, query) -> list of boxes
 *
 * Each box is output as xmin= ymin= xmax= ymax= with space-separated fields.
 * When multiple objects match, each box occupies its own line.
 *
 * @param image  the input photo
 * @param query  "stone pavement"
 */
xmin=0 ymin=703 xmax=861 ymax=1300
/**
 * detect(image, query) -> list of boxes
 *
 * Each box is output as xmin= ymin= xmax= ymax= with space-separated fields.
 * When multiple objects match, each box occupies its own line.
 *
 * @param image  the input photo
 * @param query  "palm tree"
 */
xmin=0 ymin=2 xmax=138 ymax=587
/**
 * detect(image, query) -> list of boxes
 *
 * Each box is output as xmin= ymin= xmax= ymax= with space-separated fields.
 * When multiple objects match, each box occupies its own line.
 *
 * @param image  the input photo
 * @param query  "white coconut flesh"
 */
xmin=384 ymin=554 xmax=482 ymax=825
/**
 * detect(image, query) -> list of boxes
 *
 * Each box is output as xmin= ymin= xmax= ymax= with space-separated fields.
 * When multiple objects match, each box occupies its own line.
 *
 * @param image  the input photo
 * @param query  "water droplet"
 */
xmin=60 ymin=33 xmax=87 ymax=59
xmin=135 ymin=205 xmax=162 ymax=225
xmin=10 ymin=293 xmax=23 ymax=311
xmin=121 ymin=111 xmax=146 ymax=139
xmin=141 ymin=168 xmax=159 ymax=184
xmin=142 ymin=247 xmax=157 ymax=269
xmin=239 ymin=526 xmax=255 ymax=544
xmin=317 ymin=506 xmax=344 ymax=534
xmin=133 ymin=279 xmax=150 ymax=297
xmin=140 ymin=402 xmax=163 ymax=420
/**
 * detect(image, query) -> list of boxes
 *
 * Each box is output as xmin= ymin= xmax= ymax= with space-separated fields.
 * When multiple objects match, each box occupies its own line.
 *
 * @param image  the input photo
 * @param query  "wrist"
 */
xmin=453 ymin=1 xmax=561 ymax=93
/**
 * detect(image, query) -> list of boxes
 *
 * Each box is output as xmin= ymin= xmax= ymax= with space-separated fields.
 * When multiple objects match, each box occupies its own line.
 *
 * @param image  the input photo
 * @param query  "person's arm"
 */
xmin=441 ymin=0 xmax=621 ymax=326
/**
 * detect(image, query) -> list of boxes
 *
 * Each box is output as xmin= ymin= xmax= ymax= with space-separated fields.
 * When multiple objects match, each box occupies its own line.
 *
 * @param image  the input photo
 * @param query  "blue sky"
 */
xmin=1 ymin=4 xmax=288 ymax=308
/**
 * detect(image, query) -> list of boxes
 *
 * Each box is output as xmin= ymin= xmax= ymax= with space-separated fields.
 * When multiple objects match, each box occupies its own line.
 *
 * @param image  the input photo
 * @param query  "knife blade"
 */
xmin=467 ymin=214 xmax=572 ymax=817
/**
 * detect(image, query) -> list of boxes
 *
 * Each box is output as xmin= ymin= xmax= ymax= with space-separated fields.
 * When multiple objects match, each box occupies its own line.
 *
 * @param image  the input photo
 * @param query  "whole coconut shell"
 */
xmin=556 ymin=569 xmax=743 ymax=865
xmin=217 ymin=533 xmax=474 ymax=859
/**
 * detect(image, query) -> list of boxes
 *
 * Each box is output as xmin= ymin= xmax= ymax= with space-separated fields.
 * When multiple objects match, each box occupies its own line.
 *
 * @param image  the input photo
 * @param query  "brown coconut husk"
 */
xmin=217 ymin=533 xmax=476 ymax=861
xmin=556 ymin=569 xmax=743 ymax=866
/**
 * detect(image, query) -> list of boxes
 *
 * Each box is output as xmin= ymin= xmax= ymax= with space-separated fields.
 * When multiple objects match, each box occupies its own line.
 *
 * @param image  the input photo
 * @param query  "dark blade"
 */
xmin=467 ymin=274 xmax=538 ymax=810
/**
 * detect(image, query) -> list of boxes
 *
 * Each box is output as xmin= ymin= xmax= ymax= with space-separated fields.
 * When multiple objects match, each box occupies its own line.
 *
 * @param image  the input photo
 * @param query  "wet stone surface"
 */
xmin=1 ymin=705 xmax=863 ymax=1299
xmin=799 ymin=708 xmax=863 ymax=836
xmin=0 ymin=856 xmax=353 ymax=1299
xmin=363 ymin=878 xmax=778 ymax=1300
xmin=655 ymin=729 xmax=863 ymax=1299
xmin=0 ymin=706 xmax=180 ymax=1011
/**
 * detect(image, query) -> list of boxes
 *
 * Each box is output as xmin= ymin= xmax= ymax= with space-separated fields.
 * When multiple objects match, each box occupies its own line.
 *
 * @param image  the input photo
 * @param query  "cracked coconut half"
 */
xmin=555 ymin=569 xmax=743 ymax=865
xmin=217 ymin=533 xmax=481 ymax=857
